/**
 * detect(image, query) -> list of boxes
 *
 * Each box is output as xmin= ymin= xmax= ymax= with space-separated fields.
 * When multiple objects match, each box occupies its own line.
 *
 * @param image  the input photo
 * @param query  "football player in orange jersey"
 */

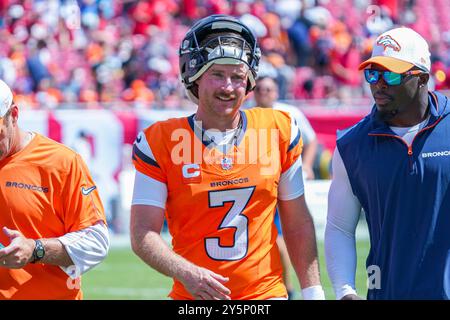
xmin=130 ymin=15 xmax=325 ymax=300
xmin=0 ymin=79 xmax=109 ymax=299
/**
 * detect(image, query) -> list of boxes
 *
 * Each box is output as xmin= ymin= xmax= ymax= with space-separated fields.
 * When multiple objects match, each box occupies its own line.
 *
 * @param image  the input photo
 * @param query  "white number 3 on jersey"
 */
xmin=205 ymin=187 xmax=255 ymax=261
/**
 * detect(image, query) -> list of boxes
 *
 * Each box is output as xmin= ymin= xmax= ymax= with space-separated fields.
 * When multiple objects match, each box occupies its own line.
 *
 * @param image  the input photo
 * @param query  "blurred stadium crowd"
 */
xmin=0 ymin=0 xmax=450 ymax=111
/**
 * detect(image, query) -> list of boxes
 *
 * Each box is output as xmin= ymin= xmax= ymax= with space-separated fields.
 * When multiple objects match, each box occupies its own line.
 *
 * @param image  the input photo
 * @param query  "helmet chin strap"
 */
xmin=186 ymin=88 xmax=200 ymax=105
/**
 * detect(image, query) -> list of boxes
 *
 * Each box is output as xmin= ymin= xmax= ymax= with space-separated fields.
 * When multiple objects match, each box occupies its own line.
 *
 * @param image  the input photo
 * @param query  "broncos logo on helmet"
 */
xmin=179 ymin=14 xmax=261 ymax=103
xmin=376 ymin=35 xmax=401 ymax=52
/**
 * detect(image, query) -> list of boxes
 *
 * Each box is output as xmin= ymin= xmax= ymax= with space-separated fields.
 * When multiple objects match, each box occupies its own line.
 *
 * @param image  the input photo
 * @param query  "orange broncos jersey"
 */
xmin=132 ymin=108 xmax=303 ymax=299
xmin=0 ymin=133 xmax=106 ymax=300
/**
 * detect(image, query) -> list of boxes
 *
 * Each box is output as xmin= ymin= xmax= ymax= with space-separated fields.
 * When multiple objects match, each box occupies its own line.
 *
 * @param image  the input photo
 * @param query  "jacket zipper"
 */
xmin=368 ymin=117 xmax=442 ymax=172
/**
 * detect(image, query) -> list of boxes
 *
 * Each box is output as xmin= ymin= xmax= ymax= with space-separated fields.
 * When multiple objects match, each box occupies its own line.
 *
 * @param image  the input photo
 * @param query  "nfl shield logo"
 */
xmin=221 ymin=157 xmax=233 ymax=170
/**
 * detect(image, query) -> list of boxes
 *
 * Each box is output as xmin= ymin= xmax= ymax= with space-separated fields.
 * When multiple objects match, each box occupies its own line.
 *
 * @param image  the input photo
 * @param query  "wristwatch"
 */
xmin=31 ymin=239 xmax=45 ymax=263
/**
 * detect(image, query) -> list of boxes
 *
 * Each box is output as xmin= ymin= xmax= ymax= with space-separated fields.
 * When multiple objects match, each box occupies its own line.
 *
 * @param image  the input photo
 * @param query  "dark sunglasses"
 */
xmin=364 ymin=69 xmax=423 ymax=86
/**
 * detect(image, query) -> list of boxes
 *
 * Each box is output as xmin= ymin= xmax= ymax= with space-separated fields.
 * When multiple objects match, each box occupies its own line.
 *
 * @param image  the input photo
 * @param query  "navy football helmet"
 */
xmin=179 ymin=14 xmax=261 ymax=103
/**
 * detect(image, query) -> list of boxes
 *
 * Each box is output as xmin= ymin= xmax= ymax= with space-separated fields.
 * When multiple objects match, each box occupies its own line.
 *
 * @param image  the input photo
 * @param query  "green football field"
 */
xmin=82 ymin=239 xmax=371 ymax=300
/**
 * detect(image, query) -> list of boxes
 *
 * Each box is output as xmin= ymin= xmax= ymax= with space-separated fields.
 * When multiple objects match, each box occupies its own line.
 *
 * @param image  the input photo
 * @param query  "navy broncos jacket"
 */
xmin=337 ymin=91 xmax=450 ymax=299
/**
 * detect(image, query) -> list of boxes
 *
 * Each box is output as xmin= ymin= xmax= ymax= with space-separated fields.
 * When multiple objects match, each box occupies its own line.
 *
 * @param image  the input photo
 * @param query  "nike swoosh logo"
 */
xmin=81 ymin=186 xmax=97 ymax=196
xmin=136 ymin=135 xmax=142 ymax=143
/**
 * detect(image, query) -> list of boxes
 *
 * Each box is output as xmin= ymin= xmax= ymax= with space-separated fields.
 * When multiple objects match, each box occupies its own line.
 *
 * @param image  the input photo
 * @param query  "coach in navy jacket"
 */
xmin=325 ymin=27 xmax=450 ymax=300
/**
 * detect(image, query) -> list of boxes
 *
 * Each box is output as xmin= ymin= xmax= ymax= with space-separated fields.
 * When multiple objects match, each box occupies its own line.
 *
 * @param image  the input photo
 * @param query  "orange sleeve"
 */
xmin=132 ymin=125 xmax=167 ymax=183
xmin=275 ymin=110 xmax=304 ymax=173
xmin=61 ymin=153 xmax=106 ymax=232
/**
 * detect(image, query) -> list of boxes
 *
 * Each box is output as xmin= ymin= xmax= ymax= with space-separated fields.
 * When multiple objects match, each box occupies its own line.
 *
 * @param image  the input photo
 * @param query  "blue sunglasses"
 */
xmin=364 ymin=69 xmax=423 ymax=86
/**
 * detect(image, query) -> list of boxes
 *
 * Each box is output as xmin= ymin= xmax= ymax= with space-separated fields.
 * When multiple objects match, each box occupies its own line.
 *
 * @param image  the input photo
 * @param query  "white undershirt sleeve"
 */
xmin=325 ymin=147 xmax=362 ymax=299
xmin=131 ymin=171 xmax=167 ymax=209
xmin=58 ymin=221 xmax=110 ymax=278
xmin=294 ymin=109 xmax=316 ymax=145
xmin=278 ymin=155 xmax=305 ymax=200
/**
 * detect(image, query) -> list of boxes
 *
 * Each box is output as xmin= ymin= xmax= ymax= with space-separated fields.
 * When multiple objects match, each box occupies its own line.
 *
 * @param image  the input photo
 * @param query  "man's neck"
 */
xmin=16 ymin=130 xmax=33 ymax=154
xmin=255 ymin=101 xmax=274 ymax=109
xmin=194 ymin=111 xmax=241 ymax=132
xmin=386 ymin=92 xmax=430 ymax=127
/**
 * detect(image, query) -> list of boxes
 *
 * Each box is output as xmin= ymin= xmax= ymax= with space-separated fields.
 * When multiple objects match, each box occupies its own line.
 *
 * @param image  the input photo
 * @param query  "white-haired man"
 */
xmin=0 ymin=80 xmax=109 ymax=299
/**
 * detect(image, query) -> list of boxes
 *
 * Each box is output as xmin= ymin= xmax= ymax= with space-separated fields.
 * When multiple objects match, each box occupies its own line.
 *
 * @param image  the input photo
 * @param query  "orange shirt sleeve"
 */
xmin=132 ymin=126 xmax=167 ymax=183
xmin=61 ymin=153 xmax=106 ymax=232
xmin=274 ymin=110 xmax=304 ymax=173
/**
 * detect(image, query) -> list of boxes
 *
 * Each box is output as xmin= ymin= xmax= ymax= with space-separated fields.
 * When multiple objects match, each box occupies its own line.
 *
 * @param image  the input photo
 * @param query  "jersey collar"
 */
xmin=187 ymin=111 xmax=248 ymax=151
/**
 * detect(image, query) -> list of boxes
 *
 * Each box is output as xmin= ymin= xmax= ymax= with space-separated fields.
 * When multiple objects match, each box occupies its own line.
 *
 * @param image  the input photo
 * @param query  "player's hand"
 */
xmin=180 ymin=266 xmax=231 ymax=300
xmin=341 ymin=294 xmax=364 ymax=300
xmin=0 ymin=227 xmax=35 ymax=269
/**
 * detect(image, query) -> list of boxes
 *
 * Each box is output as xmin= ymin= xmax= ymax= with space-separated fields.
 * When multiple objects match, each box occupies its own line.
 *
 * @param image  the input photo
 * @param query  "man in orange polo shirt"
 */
xmin=0 ymin=79 xmax=110 ymax=299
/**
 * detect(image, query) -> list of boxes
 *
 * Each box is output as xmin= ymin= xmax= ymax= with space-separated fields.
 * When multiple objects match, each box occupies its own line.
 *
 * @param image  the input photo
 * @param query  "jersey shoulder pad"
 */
xmin=133 ymin=117 xmax=188 ymax=169
xmin=272 ymin=109 xmax=299 ymax=144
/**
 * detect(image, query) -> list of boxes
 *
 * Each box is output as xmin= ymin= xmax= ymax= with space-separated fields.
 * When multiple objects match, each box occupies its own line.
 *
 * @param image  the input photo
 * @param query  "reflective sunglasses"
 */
xmin=364 ymin=69 xmax=423 ymax=86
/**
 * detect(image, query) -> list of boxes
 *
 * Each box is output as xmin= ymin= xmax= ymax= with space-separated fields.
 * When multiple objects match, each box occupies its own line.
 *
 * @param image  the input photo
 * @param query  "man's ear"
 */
xmin=10 ymin=104 xmax=19 ymax=124
xmin=419 ymin=73 xmax=430 ymax=87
